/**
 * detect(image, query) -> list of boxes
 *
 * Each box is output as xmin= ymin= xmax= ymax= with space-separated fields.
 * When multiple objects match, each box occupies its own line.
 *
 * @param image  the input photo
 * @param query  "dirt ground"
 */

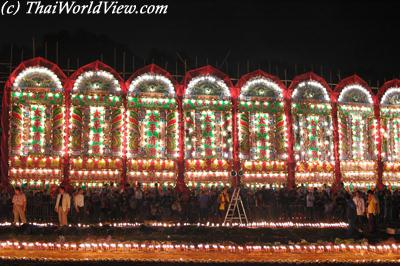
xmin=1 ymin=248 xmax=400 ymax=263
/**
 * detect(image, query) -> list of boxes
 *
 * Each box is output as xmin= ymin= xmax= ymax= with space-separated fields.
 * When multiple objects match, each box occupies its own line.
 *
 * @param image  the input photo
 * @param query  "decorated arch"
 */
xmin=66 ymin=61 xmax=126 ymax=188
xmin=125 ymin=65 xmax=179 ymax=188
xmin=289 ymin=73 xmax=334 ymax=186
xmin=336 ymin=75 xmax=377 ymax=189
xmin=378 ymin=80 xmax=400 ymax=187
xmin=183 ymin=66 xmax=233 ymax=188
xmin=237 ymin=71 xmax=287 ymax=188
xmin=2 ymin=57 xmax=67 ymax=189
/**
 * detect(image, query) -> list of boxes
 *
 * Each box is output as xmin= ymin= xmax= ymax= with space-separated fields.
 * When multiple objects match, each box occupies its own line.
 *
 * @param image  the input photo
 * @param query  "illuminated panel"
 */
xmin=88 ymin=106 xmax=105 ymax=155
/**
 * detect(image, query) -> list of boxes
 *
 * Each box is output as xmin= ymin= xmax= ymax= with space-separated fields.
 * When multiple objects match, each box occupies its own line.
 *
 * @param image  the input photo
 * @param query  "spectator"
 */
xmin=55 ymin=186 xmax=71 ymax=226
xmin=306 ymin=190 xmax=315 ymax=220
xmin=353 ymin=191 xmax=366 ymax=231
xmin=367 ymin=190 xmax=378 ymax=233
xmin=198 ymin=190 xmax=209 ymax=221
xmin=345 ymin=193 xmax=357 ymax=235
xmin=74 ymin=188 xmax=85 ymax=223
xmin=218 ymin=188 xmax=230 ymax=218
xmin=12 ymin=187 xmax=26 ymax=224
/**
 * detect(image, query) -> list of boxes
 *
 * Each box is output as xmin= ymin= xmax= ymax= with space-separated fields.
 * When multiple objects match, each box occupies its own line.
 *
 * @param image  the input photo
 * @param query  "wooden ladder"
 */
xmin=223 ymin=188 xmax=248 ymax=224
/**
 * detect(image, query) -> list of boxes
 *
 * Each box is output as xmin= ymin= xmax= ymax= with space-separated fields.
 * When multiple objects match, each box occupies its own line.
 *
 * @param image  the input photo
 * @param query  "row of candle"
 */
xmin=0 ymin=221 xmax=348 ymax=229
xmin=0 ymin=241 xmax=398 ymax=254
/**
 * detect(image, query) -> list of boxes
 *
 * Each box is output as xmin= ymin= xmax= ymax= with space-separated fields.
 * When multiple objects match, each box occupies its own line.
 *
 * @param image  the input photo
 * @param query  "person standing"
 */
xmin=12 ymin=187 xmax=26 ymax=224
xmin=306 ymin=191 xmax=315 ymax=220
xmin=345 ymin=193 xmax=357 ymax=235
xmin=74 ymin=188 xmax=85 ymax=223
xmin=367 ymin=190 xmax=378 ymax=233
xmin=198 ymin=190 xmax=209 ymax=221
xmin=353 ymin=191 xmax=366 ymax=230
xmin=55 ymin=186 xmax=70 ymax=226
xmin=218 ymin=188 xmax=230 ymax=218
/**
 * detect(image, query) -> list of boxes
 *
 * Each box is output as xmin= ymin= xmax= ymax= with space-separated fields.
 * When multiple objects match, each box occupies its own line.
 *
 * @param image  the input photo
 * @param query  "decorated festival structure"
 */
xmin=236 ymin=71 xmax=287 ymax=188
xmin=336 ymin=76 xmax=377 ymax=189
xmin=125 ymin=65 xmax=179 ymax=188
xmin=66 ymin=61 xmax=126 ymax=187
xmin=289 ymin=73 xmax=335 ymax=187
xmin=378 ymin=80 xmax=400 ymax=188
xmin=182 ymin=66 xmax=233 ymax=188
xmin=1 ymin=57 xmax=400 ymax=190
xmin=2 ymin=58 xmax=66 ymax=189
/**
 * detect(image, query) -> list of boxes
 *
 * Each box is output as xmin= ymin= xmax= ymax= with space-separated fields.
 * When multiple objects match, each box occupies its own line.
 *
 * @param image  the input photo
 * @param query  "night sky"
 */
xmin=0 ymin=0 xmax=399 ymax=87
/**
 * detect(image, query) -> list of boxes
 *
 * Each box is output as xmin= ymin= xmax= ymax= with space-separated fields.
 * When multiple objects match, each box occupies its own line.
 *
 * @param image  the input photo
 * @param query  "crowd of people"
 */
xmin=0 ymin=183 xmax=398 ymax=234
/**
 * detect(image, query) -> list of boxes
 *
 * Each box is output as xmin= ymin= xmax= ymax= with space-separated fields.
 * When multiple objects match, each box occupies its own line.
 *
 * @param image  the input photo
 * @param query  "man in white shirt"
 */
xmin=74 ymin=188 xmax=85 ymax=223
xmin=55 ymin=186 xmax=71 ymax=226
xmin=353 ymin=191 xmax=366 ymax=230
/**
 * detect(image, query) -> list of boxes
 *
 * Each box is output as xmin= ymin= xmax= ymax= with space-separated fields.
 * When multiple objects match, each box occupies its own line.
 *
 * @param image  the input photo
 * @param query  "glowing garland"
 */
xmin=29 ymin=105 xmax=46 ymax=154
xmin=88 ymin=106 xmax=105 ymax=155
xmin=251 ymin=113 xmax=270 ymax=159
xmin=143 ymin=110 xmax=163 ymax=157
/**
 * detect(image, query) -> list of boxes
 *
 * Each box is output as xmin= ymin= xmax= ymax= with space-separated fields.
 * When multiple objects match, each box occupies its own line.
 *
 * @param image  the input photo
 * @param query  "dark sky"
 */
xmin=0 ymin=0 xmax=399 ymax=86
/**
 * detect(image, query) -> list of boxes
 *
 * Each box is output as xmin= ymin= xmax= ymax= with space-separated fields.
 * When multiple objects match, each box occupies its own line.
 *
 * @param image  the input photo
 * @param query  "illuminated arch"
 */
xmin=336 ymin=75 xmax=374 ymax=104
xmin=67 ymin=60 xmax=125 ymax=94
xmin=12 ymin=66 xmax=63 ymax=91
xmin=129 ymin=73 xmax=175 ymax=96
xmin=72 ymin=70 xmax=122 ymax=94
xmin=240 ymin=76 xmax=283 ymax=99
xmin=380 ymin=82 xmax=400 ymax=105
xmin=292 ymin=80 xmax=330 ymax=102
xmin=185 ymin=75 xmax=230 ymax=98
xmin=338 ymin=84 xmax=373 ymax=104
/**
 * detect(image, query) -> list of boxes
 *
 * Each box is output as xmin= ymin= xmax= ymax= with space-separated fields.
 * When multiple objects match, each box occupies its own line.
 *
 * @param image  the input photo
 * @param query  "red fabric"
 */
xmin=177 ymin=91 xmax=185 ymax=190
xmin=1 ymin=57 xmax=67 ymax=186
xmin=62 ymin=92 xmax=70 ymax=186
xmin=331 ymin=99 xmax=342 ymax=186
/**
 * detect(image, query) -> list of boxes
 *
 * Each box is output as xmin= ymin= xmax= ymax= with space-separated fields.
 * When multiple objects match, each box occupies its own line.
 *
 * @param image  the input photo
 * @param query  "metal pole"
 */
xmin=56 ymin=41 xmax=59 ymax=64
xmin=32 ymin=37 xmax=35 ymax=58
